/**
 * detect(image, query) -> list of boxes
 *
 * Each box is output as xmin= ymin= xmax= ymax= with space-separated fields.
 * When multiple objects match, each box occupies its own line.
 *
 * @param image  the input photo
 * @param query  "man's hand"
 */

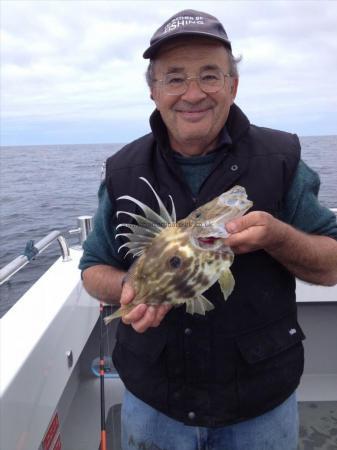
xmin=224 ymin=210 xmax=337 ymax=286
xmin=224 ymin=211 xmax=287 ymax=254
xmin=120 ymin=282 xmax=172 ymax=333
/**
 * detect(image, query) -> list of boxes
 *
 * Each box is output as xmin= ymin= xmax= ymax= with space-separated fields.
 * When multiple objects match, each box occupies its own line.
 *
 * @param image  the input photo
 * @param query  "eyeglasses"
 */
xmin=155 ymin=69 xmax=232 ymax=96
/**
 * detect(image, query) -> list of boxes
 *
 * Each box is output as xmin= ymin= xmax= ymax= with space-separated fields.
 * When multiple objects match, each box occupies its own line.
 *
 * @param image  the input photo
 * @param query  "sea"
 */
xmin=1 ymin=136 xmax=336 ymax=318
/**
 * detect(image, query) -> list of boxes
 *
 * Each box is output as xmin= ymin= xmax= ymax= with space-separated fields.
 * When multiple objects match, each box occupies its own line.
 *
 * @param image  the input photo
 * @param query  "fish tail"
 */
xmin=103 ymin=304 xmax=133 ymax=325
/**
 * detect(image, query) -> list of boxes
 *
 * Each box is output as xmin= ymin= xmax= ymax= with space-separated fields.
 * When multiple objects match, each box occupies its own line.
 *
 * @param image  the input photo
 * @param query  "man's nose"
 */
xmin=181 ymin=78 xmax=207 ymax=102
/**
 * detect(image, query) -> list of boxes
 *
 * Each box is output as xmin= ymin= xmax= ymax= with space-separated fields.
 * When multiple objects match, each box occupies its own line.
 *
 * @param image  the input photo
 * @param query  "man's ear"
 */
xmin=230 ymin=78 xmax=239 ymax=104
xmin=150 ymin=88 xmax=160 ymax=109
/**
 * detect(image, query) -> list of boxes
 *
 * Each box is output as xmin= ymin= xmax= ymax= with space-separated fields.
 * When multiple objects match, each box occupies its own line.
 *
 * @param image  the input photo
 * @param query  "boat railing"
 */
xmin=0 ymin=215 xmax=93 ymax=286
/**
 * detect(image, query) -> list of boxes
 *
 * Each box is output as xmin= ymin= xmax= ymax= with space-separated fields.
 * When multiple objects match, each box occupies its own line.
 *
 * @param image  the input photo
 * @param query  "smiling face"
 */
xmin=151 ymin=39 xmax=238 ymax=156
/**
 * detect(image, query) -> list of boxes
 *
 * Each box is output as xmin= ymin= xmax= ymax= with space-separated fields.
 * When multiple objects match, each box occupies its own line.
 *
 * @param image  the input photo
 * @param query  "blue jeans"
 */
xmin=121 ymin=390 xmax=299 ymax=450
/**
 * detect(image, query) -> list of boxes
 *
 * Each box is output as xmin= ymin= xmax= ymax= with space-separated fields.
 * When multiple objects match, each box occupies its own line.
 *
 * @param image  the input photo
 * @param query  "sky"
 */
xmin=1 ymin=0 xmax=337 ymax=146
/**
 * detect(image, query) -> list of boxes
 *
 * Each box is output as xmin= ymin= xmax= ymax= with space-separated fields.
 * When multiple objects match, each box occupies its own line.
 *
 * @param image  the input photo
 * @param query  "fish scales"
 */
xmin=104 ymin=178 xmax=253 ymax=324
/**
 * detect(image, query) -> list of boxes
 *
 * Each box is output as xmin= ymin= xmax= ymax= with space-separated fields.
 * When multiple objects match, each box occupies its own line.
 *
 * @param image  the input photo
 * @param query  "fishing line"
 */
xmin=99 ymin=301 xmax=108 ymax=450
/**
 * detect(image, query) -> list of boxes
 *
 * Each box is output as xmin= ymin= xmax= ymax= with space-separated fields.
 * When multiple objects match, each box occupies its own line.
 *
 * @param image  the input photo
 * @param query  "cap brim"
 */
xmin=143 ymin=31 xmax=232 ymax=59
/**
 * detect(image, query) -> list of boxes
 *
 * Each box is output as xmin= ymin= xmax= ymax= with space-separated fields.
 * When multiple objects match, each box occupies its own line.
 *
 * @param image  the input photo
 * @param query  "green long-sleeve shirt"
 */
xmin=79 ymin=159 xmax=337 ymax=272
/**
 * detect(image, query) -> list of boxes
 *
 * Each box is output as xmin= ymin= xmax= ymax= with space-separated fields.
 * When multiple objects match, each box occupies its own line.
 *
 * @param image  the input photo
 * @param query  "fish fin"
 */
xmin=123 ymin=249 xmax=144 ymax=258
xmin=139 ymin=177 xmax=174 ymax=224
xmin=218 ymin=269 xmax=235 ymax=301
xmin=117 ymin=177 xmax=176 ymax=227
xmin=117 ymin=242 xmax=141 ymax=252
xmin=115 ymin=231 xmax=153 ymax=240
xmin=117 ymin=195 xmax=168 ymax=226
xmin=115 ymin=233 xmax=153 ymax=245
xmin=116 ymin=212 xmax=163 ymax=233
xmin=115 ymin=178 xmax=177 ymax=258
xmin=116 ymin=223 xmax=158 ymax=238
xmin=104 ymin=304 xmax=133 ymax=325
xmin=116 ymin=235 xmax=153 ymax=256
xmin=168 ymin=195 xmax=176 ymax=222
xmin=185 ymin=295 xmax=215 ymax=315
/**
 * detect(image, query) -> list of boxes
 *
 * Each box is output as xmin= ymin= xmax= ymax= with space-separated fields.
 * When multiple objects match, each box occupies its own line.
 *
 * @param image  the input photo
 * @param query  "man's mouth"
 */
xmin=176 ymin=107 xmax=212 ymax=121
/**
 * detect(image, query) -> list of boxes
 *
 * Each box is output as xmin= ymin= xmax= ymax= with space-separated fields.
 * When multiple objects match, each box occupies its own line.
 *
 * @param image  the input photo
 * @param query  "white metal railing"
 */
xmin=0 ymin=231 xmax=71 ymax=286
xmin=0 ymin=216 xmax=93 ymax=286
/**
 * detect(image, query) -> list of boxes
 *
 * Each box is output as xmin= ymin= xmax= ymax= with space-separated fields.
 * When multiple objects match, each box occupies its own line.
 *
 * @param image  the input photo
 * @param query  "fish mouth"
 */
xmin=194 ymin=236 xmax=223 ymax=250
xmin=198 ymin=236 xmax=218 ymax=246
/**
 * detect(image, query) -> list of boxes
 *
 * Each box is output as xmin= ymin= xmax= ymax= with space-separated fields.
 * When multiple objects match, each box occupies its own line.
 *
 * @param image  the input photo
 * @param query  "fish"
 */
xmin=104 ymin=178 xmax=253 ymax=324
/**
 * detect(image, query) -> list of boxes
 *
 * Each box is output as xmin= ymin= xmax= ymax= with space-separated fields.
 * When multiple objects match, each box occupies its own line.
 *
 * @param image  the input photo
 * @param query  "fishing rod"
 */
xmin=99 ymin=301 xmax=107 ymax=450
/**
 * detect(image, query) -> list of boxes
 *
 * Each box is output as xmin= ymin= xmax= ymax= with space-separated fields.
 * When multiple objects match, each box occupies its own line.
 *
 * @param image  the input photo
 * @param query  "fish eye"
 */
xmin=195 ymin=212 xmax=202 ymax=218
xmin=169 ymin=256 xmax=182 ymax=269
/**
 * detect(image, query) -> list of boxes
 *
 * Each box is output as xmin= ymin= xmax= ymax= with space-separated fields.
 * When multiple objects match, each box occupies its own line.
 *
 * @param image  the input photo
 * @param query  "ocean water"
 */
xmin=0 ymin=136 xmax=336 ymax=317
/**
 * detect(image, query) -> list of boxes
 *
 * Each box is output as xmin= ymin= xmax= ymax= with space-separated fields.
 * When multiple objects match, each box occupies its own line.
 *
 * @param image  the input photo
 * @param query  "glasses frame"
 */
xmin=154 ymin=70 xmax=232 ymax=96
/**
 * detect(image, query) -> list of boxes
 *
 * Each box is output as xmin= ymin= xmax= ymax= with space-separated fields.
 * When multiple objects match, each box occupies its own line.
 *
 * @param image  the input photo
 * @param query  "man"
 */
xmin=80 ymin=10 xmax=337 ymax=450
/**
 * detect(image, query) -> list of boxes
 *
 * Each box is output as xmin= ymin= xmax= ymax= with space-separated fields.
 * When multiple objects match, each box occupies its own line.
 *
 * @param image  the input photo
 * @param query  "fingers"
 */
xmin=122 ymin=303 xmax=148 ymax=325
xmin=119 ymin=280 xmax=171 ymax=333
xmin=122 ymin=303 xmax=171 ymax=333
xmin=224 ymin=212 xmax=268 ymax=252
xmin=120 ymin=282 xmax=136 ymax=305
xmin=226 ymin=211 xmax=266 ymax=234
xmin=224 ymin=211 xmax=286 ymax=253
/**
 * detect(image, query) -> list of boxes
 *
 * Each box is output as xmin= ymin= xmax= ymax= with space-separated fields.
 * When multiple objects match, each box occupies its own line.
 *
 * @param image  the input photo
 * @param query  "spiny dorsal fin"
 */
xmin=117 ymin=195 xmax=168 ymax=227
xmin=168 ymin=195 xmax=176 ymax=222
xmin=117 ymin=239 xmax=153 ymax=256
xmin=116 ymin=178 xmax=177 ymax=258
xmin=116 ymin=211 xmax=164 ymax=233
xmin=115 ymin=233 xmax=153 ymax=245
xmin=116 ymin=223 xmax=158 ymax=238
xmin=139 ymin=177 xmax=175 ymax=223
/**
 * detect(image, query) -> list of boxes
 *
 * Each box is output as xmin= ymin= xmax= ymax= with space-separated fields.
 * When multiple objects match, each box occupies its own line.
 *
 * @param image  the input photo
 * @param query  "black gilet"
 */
xmin=106 ymin=104 xmax=305 ymax=427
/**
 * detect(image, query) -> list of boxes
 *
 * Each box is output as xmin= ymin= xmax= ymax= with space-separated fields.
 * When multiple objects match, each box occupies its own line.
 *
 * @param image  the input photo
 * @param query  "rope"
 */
xmin=23 ymin=240 xmax=39 ymax=261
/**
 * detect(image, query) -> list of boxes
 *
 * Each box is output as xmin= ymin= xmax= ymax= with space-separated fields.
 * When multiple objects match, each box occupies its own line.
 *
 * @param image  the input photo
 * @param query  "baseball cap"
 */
xmin=143 ymin=9 xmax=232 ymax=59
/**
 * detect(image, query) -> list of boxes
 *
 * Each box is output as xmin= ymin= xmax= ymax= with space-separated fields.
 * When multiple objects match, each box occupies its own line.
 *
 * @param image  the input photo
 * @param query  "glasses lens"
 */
xmin=199 ymin=69 xmax=224 ymax=93
xmin=161 ymin=70 xmax=226 ymax=95
xmin=164 ymin=73 xmax=186 ymax=95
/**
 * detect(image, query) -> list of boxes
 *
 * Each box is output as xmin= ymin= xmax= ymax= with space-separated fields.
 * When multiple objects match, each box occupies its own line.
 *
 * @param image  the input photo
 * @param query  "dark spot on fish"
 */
xmin=181 ymin=288 xmax=196 ymax=298
xmin=174 ymin=279 xmax=196 ymax=298
xmin=194 ymin=273 xmax=210 ymax=286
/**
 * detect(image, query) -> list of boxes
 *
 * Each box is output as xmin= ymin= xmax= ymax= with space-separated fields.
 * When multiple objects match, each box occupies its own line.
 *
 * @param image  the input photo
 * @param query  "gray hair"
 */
xmin=145 ymin=48 xmax=242 ymax=87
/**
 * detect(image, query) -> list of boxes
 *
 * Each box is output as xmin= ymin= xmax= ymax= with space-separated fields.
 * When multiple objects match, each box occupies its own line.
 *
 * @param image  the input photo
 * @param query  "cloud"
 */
xmin=1 ymin=0 xmax=337 ymax=145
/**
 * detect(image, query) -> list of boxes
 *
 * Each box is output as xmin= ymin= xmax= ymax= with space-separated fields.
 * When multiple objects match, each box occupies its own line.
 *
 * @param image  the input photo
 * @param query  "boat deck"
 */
xmin=298 ymin=402 xmax=337 ymax=450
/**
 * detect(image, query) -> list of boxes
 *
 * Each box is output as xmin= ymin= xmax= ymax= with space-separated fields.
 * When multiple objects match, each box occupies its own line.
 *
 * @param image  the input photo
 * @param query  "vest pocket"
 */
xmin=235 ymin=315 xmax=305 ymax=416
xmin=115 ymin=322 xmax=168 ymax=364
